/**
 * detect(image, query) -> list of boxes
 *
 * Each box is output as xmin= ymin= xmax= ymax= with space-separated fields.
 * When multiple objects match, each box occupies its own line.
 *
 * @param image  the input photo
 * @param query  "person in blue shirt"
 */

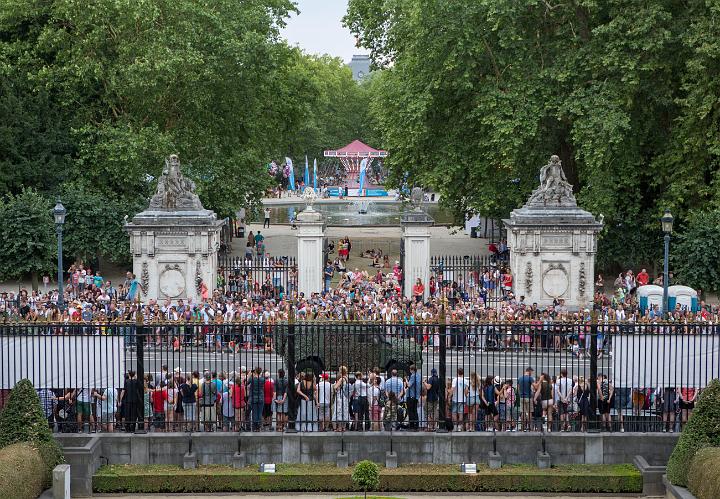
xmin=324 ymin=263 xmax=334 ymax=293
xmin=384 ymin=369 xmax=404 ymax=403
xmin=517 ymin=367 xmax=535 ymax=431
xmin=406 ymin=364 xmax=422 ymax=430
xmin=126 ymin=273 xmax=140 ymax=302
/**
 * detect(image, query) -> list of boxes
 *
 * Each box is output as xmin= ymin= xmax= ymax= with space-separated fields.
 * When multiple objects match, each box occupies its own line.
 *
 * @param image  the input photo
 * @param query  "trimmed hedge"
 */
xmin=0 ymin=443 xmax=47 ymax=499
xmin=93 ymin=464 xmax=642 ymax=494
xmin=0 ymin=379 xmax=64 ymax=487
xmin=687 ymin=447 xmax=720 ymax=499
xmin=667 ymin=379 xmax=720 ymax=487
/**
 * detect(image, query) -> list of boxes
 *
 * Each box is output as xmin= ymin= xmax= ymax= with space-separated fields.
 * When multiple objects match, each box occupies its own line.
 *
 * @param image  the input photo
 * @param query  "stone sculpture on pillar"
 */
xmin=503 ymin=155 xmax=603 ymax=310
xmin=125 ymin=154 xmax=226 ymax=302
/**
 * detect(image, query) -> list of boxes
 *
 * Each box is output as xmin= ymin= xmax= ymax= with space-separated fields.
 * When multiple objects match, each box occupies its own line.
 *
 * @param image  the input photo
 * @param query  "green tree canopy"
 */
xmin=673 ymin=210 xmax=720 ymax=294
xmin=345 ymin=0 xmax=720 ymax=271
xmin=0 ymin=0 xmax=377 ymax=275
xmin=0 ymin=189 xmax=54 ymax=283
xmin=0 ymin=0 xmax=299 ymax=217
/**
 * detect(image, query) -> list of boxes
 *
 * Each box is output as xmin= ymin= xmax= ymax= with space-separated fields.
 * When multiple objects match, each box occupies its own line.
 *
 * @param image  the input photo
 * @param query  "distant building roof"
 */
xmin=348 ymin=54 xmax=371 ymax=81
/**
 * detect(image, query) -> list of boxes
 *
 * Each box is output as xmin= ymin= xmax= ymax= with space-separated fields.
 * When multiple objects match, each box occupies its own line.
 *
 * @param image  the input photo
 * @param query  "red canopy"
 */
xmin=324 ymin=140 xmax=388 ymax=158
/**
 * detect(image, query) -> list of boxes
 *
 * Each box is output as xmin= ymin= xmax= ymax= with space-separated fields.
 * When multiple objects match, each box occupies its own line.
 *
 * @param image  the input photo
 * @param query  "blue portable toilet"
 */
xmin=668 ymin=285 xmax=699 ymax=312
xmin=638 ymin=285 xmax=664 ymax=314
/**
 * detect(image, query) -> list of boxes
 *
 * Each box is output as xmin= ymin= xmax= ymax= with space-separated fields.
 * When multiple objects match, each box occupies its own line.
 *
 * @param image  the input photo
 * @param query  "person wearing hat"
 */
xmin=423 ymin=367 xmax=440 ymax=432
xmin=517 ymin=367 xmax=535 ymax=431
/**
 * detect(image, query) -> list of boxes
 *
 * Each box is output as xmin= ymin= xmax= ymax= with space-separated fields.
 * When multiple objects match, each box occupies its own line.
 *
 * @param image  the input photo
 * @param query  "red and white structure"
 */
xmin=324 ymin=140 xmax=387 ymax=183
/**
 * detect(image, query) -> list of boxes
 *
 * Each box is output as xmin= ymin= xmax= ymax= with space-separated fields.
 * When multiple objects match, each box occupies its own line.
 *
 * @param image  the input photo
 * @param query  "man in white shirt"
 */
xmin=556 ymin=369 xmax=573 ymax=431
xmin=451 ymin=368 xmax=468 ymax=431
xmin=317 ymin=373 xmax=332 ymax=431
xmin=353 ymin=371 xmax=369 ymax=431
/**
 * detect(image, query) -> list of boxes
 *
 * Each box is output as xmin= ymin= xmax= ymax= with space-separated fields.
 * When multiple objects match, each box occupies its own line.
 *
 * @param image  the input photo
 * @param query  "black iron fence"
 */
xmin=218 ymin=256 xmax=296 ymax=299
xmin=430 ymin=255 xmax=507 ymax=306
xmin=1 ymin=320 xmax=719 ymax=434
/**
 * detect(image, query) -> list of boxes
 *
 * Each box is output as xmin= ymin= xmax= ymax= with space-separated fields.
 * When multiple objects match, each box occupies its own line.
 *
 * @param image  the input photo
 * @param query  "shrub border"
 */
xmin=93 ymin=465 xmax=642 ymax=494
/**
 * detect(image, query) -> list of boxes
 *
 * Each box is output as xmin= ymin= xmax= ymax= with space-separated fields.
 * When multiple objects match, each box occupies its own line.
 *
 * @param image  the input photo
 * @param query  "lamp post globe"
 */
xmin=661 ymin=209 xmax=673 ymax=317
xmin=53 ymin=199 xmax=66 ymax=311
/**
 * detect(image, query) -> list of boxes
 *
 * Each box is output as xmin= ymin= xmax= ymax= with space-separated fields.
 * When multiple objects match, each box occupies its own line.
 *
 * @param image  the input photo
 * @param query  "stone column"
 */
xmin=296 ymin=207 xmax=326 ymax=297
xmin=401 ymin=210 xmax=434 ymax=299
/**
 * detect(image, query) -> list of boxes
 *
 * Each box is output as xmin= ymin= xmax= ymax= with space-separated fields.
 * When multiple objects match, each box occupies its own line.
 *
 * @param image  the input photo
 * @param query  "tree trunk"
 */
xmin=31 ymin=271 xmax=39 ymax=292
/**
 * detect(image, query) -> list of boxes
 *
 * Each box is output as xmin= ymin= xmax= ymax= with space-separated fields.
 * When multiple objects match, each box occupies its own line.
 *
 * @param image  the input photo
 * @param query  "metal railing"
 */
xmin=429 ymin=255 xmax=508 ymax=305
xmin=218 ymin=256 xmax=296 ymax=299
xmin=1 ymin=320 xmax=718 ymax=434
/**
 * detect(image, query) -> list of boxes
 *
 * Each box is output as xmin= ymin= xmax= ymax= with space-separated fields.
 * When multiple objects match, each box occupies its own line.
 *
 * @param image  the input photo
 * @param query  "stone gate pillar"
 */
xmin=124 ymin=154 xmax=226 ymax=303
xmin=296 ymin=189 xmax=326 ymax=297
xmin=401 ymin=189 xmax=434 ymax=299
xmin=503 ymin=155 xmax=603 ymax=310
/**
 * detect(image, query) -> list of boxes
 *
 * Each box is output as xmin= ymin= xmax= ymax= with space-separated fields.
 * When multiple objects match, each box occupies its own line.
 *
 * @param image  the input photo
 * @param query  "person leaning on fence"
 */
xmin=423 ymin=368 xmax=440 ymax=431
xmin=274 ymin=369 xmax=288 ymax=432
xmin=333 ymin=366 xmax=351 ymax=431
xmin=317 ymin=373 xmax=332 ymax=431
xmin=247 ymin=367 xmax=265 ymax=431
xmin=119 ymin=370 xmax=142 ymax=433
xmin=517 ymin=367 xmax=535 ymax=431
xmin=151 ymin=381 xmax=167 ymax=431
xmin=297 ymin=372 xmax=318 ymax=432
xmin=198 ymin=372 xmax=218 ymax=432
xmin=405 ymin=364 xmax=421 ymax=431
xmin=451 ymin=367 xmax=467 ymax=431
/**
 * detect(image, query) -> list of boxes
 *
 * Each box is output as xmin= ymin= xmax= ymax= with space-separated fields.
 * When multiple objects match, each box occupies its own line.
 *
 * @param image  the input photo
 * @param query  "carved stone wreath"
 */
xmin=542 ymin=263 xmax=569 ymax=298
xmin=159 ymin=263 xmax=185 ymax=298
xmin=579 ymin=262 xmax=586 ymax=297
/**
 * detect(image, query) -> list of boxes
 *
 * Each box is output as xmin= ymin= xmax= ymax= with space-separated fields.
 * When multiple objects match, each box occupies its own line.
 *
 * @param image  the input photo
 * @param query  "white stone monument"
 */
xmin=503 ymin=155 xmax=603 ymax=310
xmin=296 ymin=187 xmax=326 ymax=297
xmin=125 ymin=154 xmax=226 ymax=302
xmin=402 ymin=188 xmax=433 ymax=299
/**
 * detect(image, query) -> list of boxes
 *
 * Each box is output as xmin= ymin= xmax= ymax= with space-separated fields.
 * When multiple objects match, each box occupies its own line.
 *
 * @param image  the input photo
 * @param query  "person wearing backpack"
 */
xmin=247 ymin=367 xmax=265 ymax=431
xmin=198 ymin=372 xmax=218 ymax=432
xmin=423 ymin=368 xmax=440 ymax=431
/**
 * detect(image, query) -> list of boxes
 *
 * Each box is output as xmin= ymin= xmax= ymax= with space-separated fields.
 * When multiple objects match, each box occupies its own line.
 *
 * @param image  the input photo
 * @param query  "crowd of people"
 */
xmin=36 ymin=363 xmax=699 ymax=435
xmin=1 ymin=255 xmax=718 ymax=334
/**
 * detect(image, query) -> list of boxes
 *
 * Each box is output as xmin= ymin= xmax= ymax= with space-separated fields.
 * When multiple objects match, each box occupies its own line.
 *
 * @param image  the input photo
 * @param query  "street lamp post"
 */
xmin=53 ymin=199 xmax=67 ymax=311
xmin=661 ymin=209 xmax=674 ymax=317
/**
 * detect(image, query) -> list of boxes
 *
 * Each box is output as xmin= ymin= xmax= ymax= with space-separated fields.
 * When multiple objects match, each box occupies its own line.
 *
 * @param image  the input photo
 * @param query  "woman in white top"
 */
xmin=369 ymin=375 xmax=382 ymax=431
xmin=332 ymin=366 xmax=350 ymax=431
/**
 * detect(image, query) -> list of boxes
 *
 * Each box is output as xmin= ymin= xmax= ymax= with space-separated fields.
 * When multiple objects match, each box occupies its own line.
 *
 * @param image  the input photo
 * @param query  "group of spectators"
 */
xmin=36 ymin=363 xmax=699 ymax=435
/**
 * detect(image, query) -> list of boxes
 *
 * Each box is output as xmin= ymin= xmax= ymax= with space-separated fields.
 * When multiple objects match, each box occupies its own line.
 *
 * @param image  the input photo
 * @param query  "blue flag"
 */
xmin=358 ymin=158 xmax=368 ymax=195
xmin=285 ymin=157 xmax=295 ymax=191
xmin=304 ymin=155 xmax=310 ymax=187
xmin=313 ymin=158 xmax=318 ymax=190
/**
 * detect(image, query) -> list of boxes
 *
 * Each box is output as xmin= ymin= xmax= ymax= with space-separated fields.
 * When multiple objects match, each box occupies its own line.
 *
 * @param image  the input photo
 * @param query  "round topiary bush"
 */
xmin=0 ymin=379 xmax=64 ymax=485
xmin=351 ymin=460 xmax=380 ymax=499
xmin=666 ymin=379 xmax=720 ymax=486
xmin=0 ymin=379 xmax=54 ymax=446
xmin=0 ymin=442 xmax=47 ymax=499
xmin=687 ymin=447 xmax=720 ymax=499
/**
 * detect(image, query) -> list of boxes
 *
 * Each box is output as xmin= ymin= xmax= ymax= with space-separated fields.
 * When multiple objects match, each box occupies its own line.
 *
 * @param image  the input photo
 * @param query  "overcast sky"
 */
xmin=281 ymin=0 xmax=367 ymax=63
